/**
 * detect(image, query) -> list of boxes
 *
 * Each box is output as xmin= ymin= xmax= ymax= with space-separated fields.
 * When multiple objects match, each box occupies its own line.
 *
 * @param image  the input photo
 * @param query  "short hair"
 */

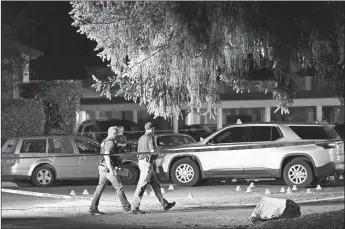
xmin=108 ymin=126 xmax=118 ymax=135
xmin=118 ymin=126 xmax=124 ymax=131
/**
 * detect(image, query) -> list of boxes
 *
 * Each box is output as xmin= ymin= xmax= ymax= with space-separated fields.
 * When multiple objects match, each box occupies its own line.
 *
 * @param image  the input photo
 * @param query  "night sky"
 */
xmin=2 ymin=1 xmax=106 ymax=80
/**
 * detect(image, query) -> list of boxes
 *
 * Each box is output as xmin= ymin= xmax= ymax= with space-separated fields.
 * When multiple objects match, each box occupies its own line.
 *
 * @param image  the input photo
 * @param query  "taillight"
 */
xmin=316 ymin=143 xmax=336 ymax=149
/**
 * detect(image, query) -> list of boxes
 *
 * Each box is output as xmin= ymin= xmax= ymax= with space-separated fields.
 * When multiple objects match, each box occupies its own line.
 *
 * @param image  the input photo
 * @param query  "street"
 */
xmin=1 ymin=179 xmax=344 ymax=228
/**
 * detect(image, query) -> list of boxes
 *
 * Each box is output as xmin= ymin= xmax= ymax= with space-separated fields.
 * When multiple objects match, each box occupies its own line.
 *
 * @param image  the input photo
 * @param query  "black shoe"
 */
xmin=163 ymin=201 xmax=176 ymax=211
xmin=131 ymin=209 xmax=146 ymax=214
xmin=124 ymin=209 xmax=132 ymax=214
xmin=89 ymin=209 xmax=105 ymax=216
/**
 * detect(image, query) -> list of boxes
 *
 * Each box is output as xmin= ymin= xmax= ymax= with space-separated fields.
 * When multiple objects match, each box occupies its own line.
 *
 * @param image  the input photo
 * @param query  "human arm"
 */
xmin=103 ymin=141 xmax=115 ymax=175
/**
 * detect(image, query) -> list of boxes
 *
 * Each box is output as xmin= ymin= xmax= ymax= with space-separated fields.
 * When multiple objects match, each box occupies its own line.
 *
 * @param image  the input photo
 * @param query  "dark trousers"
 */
xmin=132 ymin=160 xmax=168 ymax=209
xmin=90 ymin=165 xmax=131 ymax=211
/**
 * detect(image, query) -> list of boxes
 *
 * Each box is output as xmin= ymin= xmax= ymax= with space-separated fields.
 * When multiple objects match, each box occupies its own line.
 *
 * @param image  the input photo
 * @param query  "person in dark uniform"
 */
xmin=131 ymin=122 xmax=176 ymax=214
xmin=89 ymin=126 xmax=131 ymax=215
xmin=115 ymin=125 xmax=127 ymax=153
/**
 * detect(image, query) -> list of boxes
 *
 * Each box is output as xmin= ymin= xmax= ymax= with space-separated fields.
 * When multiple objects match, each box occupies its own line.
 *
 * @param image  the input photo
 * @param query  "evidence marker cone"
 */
xmin=246 ymin=187 xmax=252 ymax=193
xmin=249 ymin=182 xmax=255 ymax=188
xmin=82 ymin=189 xmax=89 ymax=195
xmin=168 ymin=185 xmax=174 ymax=190
xmin=286 ymin=187 xmax=293 ymax=194
xmin=188 ymin=193 xmax=194 ymax=198
xmin=144 ymin=190 xmax=148 ymax=196
xmin=280 ymin=187 xmax=285 ymax=193
xmin=265 ymin=189 xmax=271 ymax=195
xmin=161 ymin=188 xmax=165 ymax=194
xmin=306 ymin=188 xmax=312 ymax=194
xmin=235 ymin=186 xmax=241 ymax=191
xmin=70 ymin=190 xmax=76 ymax=196
xmin=339 ymin=175 xmax=343 ymax=180
xmin=292 ymin=185 xmax=298 ymax=191
xmin=316 ymin=185 xmax=322 ymax=190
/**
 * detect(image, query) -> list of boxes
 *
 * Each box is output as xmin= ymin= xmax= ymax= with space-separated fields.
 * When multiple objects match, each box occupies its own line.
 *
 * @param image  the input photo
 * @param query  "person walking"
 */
xmin=89 ymin=126 xmax=132 ymax=215
xmin=116 ymin=125 xmax=127 ymax=153
xmin=131 ymin=122 xmax=176 ymax=214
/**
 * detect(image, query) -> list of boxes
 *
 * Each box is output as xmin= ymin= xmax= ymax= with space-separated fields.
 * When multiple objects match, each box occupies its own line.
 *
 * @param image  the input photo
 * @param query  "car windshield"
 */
xmin=289 ymin=125 xmax=341 ymax=140
xmin=157 ymin=135 xmax=195 ymax=146
xmin=98 ymin=121 xmax=140 ymax=132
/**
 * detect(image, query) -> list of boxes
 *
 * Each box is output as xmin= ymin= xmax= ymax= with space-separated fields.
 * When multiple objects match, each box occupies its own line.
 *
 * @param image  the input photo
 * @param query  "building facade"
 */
xmin=77 ymin=67 xmax=344 ymax=132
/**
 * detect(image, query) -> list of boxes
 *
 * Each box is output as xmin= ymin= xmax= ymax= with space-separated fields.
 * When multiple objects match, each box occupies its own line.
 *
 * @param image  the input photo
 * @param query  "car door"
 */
xmin=241 ymin=126 xmax=284 ymax=177
xmin=17 ymin=138 xmax=48 ymax=176
xmin=74 ymin=138 xmax=101 ymax=178
xmin=47 ymin=137 xmax=79 ymax=179
xmin=196 ymin=126 xmax=250 ymax=176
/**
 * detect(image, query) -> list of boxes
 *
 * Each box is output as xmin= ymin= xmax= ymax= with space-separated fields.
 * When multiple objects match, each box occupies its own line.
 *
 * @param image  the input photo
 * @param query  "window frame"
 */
xmin=248 ymin=126 xmax=283 ymax=142
xmin=207 ymin=126 xmax=250 ymax=144
xmin=74 ymin=138 xmax=101 ymax=154
xmin=47 ymin=137 xmax=76 ymax=155
xmin=20 ymin=138 xmax=47 ymax=154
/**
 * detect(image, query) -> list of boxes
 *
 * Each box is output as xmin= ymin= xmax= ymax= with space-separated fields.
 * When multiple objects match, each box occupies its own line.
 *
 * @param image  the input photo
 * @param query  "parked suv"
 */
xmin=155 ymin=122 xmax=344 ymax=188
xmin=77 ymin=119 xmax=141 ymax=143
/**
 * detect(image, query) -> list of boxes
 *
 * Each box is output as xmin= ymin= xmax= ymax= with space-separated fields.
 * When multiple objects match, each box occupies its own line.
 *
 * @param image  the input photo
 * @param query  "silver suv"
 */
xmin=155 ymin=122 xmax=344 ymax=188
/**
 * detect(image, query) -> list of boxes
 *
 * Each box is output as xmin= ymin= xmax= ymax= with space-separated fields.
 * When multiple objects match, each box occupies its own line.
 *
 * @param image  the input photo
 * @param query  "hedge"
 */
xmin=20 ymin=80 xmax=82 ymax=135
xmin=1 ymin=99 xmax=46 ymax=143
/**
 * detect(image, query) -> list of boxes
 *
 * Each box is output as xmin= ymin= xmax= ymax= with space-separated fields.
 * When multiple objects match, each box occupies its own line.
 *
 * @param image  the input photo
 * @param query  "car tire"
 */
xmin=171 ymin=158 xmax=200 ymax=187
xmin=121 ymin=164 xmax=139 ymax=185
xmin=31 ymin=165 xmax=55 ymax=187
xmin=283 ymin=158 xmax=314 ymax=188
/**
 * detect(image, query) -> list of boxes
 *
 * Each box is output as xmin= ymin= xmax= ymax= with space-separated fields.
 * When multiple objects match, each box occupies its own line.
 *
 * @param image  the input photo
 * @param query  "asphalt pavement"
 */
xmin=1 ymin=178 xmax=344 ymax=228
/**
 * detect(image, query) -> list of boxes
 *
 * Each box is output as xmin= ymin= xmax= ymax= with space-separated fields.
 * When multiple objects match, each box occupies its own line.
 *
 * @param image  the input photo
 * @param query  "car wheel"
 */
xmin=121 ymin=164 xmax=139 ymax=185
xmin=31 ymin=165 xmax=55 ymax=187
xmin=283 ymin=158 xmax=314 ymax=188
xmin=171 ymin=158 xmax=200 ymax=187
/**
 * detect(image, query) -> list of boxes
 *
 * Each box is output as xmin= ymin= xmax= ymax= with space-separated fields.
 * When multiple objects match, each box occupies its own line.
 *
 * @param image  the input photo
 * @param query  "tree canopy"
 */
xmin=70 ymin=1 xmax=345 ymax=119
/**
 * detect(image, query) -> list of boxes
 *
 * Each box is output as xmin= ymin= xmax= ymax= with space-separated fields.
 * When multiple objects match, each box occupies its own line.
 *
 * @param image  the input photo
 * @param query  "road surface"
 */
xmin=1 ymin=179 xmax=344 ymax=228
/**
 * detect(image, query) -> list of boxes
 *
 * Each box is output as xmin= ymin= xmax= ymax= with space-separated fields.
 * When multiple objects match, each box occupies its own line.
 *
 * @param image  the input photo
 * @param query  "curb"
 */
xmin=2 ymin=188 xmax=344 ymax=208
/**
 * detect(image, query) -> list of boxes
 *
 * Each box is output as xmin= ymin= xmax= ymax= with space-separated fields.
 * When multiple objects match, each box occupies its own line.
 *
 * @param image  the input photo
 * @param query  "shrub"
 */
xmin=1 ymin=99 xmax=46 ymax=142
xmin=20 ymin=80 xmax=82 ymax=134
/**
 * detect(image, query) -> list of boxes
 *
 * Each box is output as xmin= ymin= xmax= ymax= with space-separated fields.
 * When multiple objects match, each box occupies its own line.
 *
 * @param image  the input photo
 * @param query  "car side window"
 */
xmin=2 ymin=139 xmax=18 ymax=154
xmin=20 ymin=139 xmax=46 ymax=153
xmin=48 ymin=138 xmax=74 ymax=154
xmin=211 ymin=127 xmax=249 ymax=144
xmin=184 ymin=136 xmax=196 ymax=143
xmin=250 ymin=127 xmax=271 ymax=142
xmin=271 ymin=127 xmax=282 ymax=141
xmin=75 ymin=139 xmax=100 ymax=154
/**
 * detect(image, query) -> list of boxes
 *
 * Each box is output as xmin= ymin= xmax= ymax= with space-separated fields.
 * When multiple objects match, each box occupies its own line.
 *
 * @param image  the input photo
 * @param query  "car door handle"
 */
xmin=81 ymin=156 xmax=86 ymax=160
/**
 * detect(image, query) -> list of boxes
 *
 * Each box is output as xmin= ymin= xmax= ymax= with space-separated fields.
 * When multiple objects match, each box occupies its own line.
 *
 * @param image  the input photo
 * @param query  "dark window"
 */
xmin=48 ymin=138 xmax=74 ymax=154
xmin=157 ymin=135 xmax=196 ymax=146
xmin=20 ymin=139 xmax=46 ymax=153
xmin=271 ymin=127 xmax=282 ymax=141
xmin=75 ymin=139 xmax=100 ymax=154
xmin=2 ymin=139 xmax=18 ymax=154
xmin=250 ymin=127 xmax=271 ymax=142
xmin=289 ymin=125 xmax=340 ymax=140
xmin=211 ymin=127 xmax=250 ymax=144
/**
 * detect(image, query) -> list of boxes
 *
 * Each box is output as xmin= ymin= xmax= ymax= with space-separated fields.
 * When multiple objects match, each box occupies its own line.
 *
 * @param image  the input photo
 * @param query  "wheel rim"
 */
xmin=37 ymin=169 xmax=52 ymax=185
xmin=288 ymin=164 xmax=308 ymax=184
xmin=175 ymin=164 xmax=195 ymax=183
